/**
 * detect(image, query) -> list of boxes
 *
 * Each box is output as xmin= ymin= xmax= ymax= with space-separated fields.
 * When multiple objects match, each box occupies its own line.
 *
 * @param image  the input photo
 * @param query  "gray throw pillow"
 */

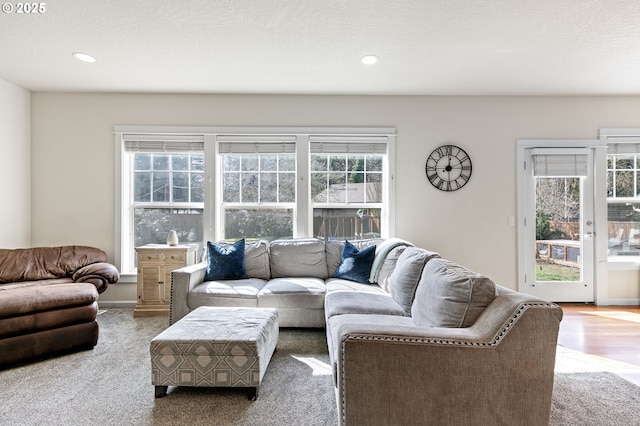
xmin=411 ymin=258 xmax=496 ymax=328
xmin=376 ymin=246 xmax=408 ymax=293
xmin=244 ymin=240 xmax=271 ymax=280
xmin=270 ymin=238 xmax=328 ymax=278
xmin=388 ymin=247 xmax=441 ymax=314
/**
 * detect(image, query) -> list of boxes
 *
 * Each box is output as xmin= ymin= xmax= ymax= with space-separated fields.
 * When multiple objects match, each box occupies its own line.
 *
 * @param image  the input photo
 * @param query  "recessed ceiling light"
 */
xmin=361 ymin=55 xmax=378 ymax=65
xmin=72 ymin=52 xmax=96 ymax=63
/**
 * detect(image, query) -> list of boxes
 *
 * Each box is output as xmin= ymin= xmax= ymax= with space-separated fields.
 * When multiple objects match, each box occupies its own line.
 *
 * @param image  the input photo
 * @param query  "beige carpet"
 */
xmin=552 ymin=345 xmax=640 ymax=426
xmin=0 ymin=309 xmax=638 ymax=426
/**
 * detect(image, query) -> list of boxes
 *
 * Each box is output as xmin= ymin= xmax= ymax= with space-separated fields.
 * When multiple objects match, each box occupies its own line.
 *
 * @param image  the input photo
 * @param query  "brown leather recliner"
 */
xmin=0 ymin=246 xmax=119 ymax=367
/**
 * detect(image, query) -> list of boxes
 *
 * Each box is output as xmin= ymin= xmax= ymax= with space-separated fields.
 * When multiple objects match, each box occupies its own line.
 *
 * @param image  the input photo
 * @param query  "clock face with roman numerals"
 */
xmin=425 ymin=144 xmax=472 ymax=191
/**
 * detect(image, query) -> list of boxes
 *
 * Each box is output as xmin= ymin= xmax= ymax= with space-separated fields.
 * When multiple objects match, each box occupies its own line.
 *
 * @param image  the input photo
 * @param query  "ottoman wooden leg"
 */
xmin=155 ymin=386 xmax=168 ymax=398
xmin=247 ymin=387 xmax=259 ymax=401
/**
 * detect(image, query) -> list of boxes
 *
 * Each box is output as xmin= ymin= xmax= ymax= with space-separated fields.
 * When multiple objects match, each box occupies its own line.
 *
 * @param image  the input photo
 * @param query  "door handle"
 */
xmin=585 ymin=232 xmax=596 ymax=237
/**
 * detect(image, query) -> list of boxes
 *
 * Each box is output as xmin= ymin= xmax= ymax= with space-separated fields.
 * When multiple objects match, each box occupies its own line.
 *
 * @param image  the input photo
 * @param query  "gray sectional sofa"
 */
xmin=170 ymin=237 xmax=563 ymax=426
xmin=170 ymin=237 xmax=405 ymax=327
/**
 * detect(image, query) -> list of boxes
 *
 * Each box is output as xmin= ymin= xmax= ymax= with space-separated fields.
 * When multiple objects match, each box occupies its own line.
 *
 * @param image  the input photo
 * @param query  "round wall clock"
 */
xmin=425 ymin=144 xmax=472 ymax=191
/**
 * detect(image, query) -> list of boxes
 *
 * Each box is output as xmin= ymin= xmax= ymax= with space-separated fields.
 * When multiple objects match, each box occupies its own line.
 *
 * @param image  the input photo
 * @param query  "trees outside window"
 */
xmin=128 ymin=152 xmax=205 ymax=270
xmin=311 ymin=154 xmax=383 ymax=240
xmin=221 ymin=154 xmax=295 ymax=241
xmin=534 ymin=176 xmax=582 ymax=281
xmin=535 ymin=177 xmax=580 ymax=240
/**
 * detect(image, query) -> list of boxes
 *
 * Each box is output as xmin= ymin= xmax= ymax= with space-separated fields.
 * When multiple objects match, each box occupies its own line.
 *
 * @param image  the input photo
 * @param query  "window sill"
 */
xmin=116 ymin=273 xmax=137 ymax=284
xmin=608 ymin=257 xmax=640 ymax=270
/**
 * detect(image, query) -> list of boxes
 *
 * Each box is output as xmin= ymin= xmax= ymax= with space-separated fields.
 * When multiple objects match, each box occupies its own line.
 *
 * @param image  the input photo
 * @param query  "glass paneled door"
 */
xmin=520 ymin=148 xmax=595 ymax=302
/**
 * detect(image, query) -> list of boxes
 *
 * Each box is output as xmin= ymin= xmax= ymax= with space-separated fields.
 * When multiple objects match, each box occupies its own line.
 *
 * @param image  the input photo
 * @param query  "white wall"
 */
xmin=30 ymin=93 xmax=640 ymax=303
xmin=0 ymin=79 xmax=30 ymax=248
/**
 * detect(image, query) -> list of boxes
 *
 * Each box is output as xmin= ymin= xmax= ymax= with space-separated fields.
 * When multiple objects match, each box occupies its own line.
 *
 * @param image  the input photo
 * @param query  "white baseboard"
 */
xmin=604 ymin=298 xmax=640 ymax=306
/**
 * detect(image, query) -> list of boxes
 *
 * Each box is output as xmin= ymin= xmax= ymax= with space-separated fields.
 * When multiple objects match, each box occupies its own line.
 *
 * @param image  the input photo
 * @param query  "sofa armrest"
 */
xmin=72 ymin=262 xmax=120 ymax=294
xmin=334 ymin=294 xmax=563 ymax=426
xmin=169 ymin=262 xmax=207 ymax=325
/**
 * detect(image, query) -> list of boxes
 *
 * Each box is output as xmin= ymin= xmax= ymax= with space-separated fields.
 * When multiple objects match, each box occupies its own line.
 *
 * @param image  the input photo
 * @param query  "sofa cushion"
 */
xmin=376 ymin=245 xmax=408 ymax=292
xmin=411 ymin=258 xmax=496 ymax=328
xmin=0 ymin=278 xmax=73 ymax=292
xmin=332 ymin=241 xmax=376 ymax=284
xmin=325 ymin=278 xmax=388 ymax=294
xmin=243 ymin=240 xmax=271 ymax=280
xmin=205 ymin=240 xmax=271 ymax=280
xmin=0 ymin=282 xmax=98 ymax=319
xmin=0 ymin=246 xmax=108 ymax=283
xmin=188 ymin=278 xmax=266 ymax=308
xmin=325 ymin=291 xmax=407 ymax=321
xmin=269 ymin=238 xmax=328 ymax=278
xmin=369 ymin=238 xmax=413 ymax=284
xmin=205 ymin=239 xmax=248 ymax=281
xmin=257 ymin=277 xmax=326 ymax=308
xmin=326 ymin=239 xmax=381 ymax=277
xmin=389 ymin=247 xmax=441 ymax=314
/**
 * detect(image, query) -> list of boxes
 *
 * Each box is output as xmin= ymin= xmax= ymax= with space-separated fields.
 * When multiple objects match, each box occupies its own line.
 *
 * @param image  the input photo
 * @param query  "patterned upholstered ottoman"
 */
xmin=150 ymin=306 xmax=279 ymax=400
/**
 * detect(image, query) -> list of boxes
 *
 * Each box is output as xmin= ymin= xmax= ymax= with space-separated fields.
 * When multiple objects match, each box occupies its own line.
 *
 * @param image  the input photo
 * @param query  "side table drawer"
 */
xmin=163 ymin=252 xmax=185 ymax=262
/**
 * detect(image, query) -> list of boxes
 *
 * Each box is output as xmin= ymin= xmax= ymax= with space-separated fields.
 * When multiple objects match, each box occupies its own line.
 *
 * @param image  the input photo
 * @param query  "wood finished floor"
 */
xmin=557 ymin=304 xmax=640 ymax=386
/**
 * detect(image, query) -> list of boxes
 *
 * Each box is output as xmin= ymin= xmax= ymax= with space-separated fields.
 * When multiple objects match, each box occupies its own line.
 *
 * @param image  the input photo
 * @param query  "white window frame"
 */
xmin=600 ymin=128 xmax=640 ymax=270
xmin=214 ymin=134 xmax=298 ymax=241
xmin=114 ymin=131 xmax=205 ymax=275
xmin=115 ymin=126 xmax=396 ymax=277
xmin=309 ymin=135 xmax=389 ymax=240
xmin=516 ymin=139 xmax=608 ymax=305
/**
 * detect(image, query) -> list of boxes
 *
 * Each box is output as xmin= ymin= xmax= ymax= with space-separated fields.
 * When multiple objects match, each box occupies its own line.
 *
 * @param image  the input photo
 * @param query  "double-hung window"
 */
xmin=118 ymin=134 xmax=205 ymax=274
xmin=216 ymin=135 xmax=297 ymax=241
xmin=116 ymin=127 xmax=395 ymax=275
xmin=602 ymin=130 xmax=640 ymax=258
xmin=310 ymin=136 xmax=387 ymax=240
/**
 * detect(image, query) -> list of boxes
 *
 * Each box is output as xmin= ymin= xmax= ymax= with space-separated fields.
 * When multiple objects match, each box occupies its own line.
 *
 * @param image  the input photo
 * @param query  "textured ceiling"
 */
xmin=1 ymin=0 xmax=640 ymax=95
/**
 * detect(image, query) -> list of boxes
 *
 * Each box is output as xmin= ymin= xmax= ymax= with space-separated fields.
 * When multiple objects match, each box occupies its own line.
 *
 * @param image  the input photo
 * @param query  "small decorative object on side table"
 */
xmin=134 ymin=244 xmax=198 ymax=317
xmin=166 ymin=230 xmax=179 ymax=246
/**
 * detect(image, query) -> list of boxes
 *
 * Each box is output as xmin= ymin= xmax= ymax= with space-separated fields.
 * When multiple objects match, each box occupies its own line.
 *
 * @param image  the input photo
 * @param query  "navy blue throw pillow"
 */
xmin=333 ymin=240 xmax=376 ymax=284
xmin=204 ymin=239 xmax=248 ymax=281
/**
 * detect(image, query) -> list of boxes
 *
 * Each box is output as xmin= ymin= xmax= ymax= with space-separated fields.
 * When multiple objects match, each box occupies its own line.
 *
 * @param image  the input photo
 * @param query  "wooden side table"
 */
xmin=134 ymin=244 xmax=198 ymax=317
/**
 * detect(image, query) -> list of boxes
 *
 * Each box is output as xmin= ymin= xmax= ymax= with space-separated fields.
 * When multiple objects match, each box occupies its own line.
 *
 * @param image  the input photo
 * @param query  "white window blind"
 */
xmin=309 ymin=135 xmax=388 ymax=154
xmin=606 ymin=137 xmax=640 ymax=154
xmin=532 ymin=149 xmax=589 ymax=177
xmin=123 ymin=134 xmax=204 ymax=153
xmin=217 ymin=135 xmax=296 ymax=154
